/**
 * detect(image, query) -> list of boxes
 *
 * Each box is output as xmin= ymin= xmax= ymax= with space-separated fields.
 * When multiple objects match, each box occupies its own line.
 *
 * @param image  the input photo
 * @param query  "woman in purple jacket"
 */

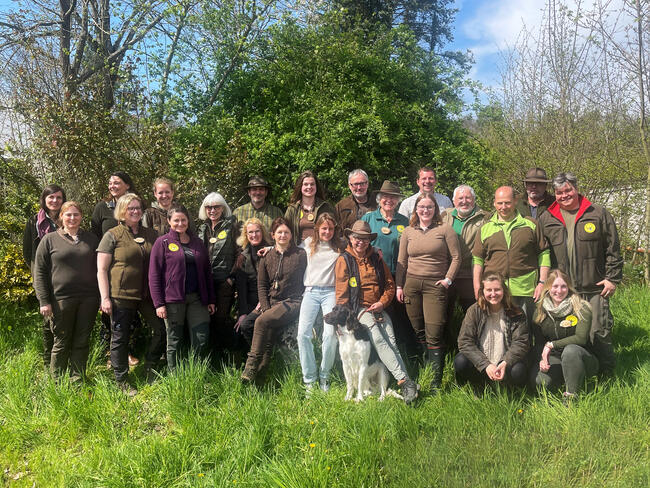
xmin=148 ymin=205 xmax=216 ymax=371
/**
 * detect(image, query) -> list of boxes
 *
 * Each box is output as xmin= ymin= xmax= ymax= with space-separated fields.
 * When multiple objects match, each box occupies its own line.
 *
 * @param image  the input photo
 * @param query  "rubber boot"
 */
xmin=429 ymin=348 xmax=445 ymax=394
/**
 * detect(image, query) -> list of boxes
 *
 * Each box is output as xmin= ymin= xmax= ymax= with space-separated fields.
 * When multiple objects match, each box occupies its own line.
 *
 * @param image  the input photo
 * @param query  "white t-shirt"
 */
xmin=398 ymin=191 xmax=452 ymax=219
xmin=300 ymin=237 xmax=340 ymax=287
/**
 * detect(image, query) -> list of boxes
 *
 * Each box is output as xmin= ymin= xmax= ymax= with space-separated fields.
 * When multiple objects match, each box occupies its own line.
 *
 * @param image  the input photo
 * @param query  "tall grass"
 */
xmin=0 ymin=287 xmax=648 ymax=487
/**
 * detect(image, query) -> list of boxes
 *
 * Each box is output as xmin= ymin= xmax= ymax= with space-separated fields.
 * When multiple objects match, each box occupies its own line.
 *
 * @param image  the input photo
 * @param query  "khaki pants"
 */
xmin=50 ymin=296 xmax=99 ymax=379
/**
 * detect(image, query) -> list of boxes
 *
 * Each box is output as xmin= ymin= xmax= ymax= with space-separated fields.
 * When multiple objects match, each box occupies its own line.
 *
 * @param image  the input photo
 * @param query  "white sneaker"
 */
xmin=305 ymin=382 xmax=315 ymax=398
xmin=320 ymin=379 xmax=330 ymax=393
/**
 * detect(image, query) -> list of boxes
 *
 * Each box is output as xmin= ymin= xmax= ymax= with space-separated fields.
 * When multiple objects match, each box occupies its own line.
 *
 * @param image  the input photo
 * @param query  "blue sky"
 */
xmin=0 ymin=0 xmax=543 ymax=91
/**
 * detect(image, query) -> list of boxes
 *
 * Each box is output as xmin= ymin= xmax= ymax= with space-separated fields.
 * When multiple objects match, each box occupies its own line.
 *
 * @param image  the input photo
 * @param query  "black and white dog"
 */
xmin=324 ymin=305 xmax=402 ymax=402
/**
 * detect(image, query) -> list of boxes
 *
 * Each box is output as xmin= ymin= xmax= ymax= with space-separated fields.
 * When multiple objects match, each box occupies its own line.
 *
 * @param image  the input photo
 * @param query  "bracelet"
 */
xmin=538 ymin=280 xmax=545 ymax=284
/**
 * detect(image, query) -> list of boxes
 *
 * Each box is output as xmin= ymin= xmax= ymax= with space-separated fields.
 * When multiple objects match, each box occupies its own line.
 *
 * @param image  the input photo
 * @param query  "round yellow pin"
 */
xmin=584 ymin=223 xmax=596 ymax=233
xmin=218 ymin=230 xmax=227 ymax=239
xmin=349 ymin=277 xmax=357 ymax=287
xmin=168 ymin=243 xmax=179 ymax=252
xmin=396 ymin=225 xmax=405 ymax=233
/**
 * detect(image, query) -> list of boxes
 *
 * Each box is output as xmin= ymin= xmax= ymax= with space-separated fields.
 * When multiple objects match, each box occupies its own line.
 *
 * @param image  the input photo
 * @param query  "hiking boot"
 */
xmin=401 ymin=379 xmax=420 ymax=405
xmin=241 ymin=357 xmax=259 ymax=384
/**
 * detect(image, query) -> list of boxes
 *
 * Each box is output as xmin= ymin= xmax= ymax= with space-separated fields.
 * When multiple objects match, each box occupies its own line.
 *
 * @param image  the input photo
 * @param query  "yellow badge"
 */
xmin=218 ymin=230 xmax=227 ymax=239
xmin=300 ymin=210 xmax=304 ymax=218
xmin=209 ymin=237 xmax=217 ymax=244
xmin=567 ymin=315 xmax=578 ymax=326
xmin=396 ymin=225 xmax=405 ymax=233
xmin=349 ymin=277 xmax=358 ymax=288
xmin=584 ymin=223 xmax=596 ymax=233
xmin=168 ymin=243 xmax=179 ymax=252
xmin=134 ymin=237 xmax=145 ymax=244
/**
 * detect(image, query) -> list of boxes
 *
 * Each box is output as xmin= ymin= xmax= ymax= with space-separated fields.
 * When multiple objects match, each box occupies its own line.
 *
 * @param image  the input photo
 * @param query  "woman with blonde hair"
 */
xmin=97 ymin=193 xmax=163 ymax=390
xmin=33 ymin=201 xmax=100 ymax=379
xmin=532 ymin=269 xmax=597 ymax=402
xmin=297 ymin=212 xmax=346 ymax=393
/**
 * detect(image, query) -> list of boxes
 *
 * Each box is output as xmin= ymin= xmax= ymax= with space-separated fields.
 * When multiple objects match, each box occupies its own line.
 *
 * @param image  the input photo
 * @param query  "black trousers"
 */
xmin=454 ymin=352 xmax=527 ymax=387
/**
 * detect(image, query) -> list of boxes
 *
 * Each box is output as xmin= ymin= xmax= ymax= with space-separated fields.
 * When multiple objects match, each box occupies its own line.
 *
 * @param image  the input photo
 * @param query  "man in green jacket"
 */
xmin=472 ymin=186 xmax=550 ymax=323
xmin=441 ymin=185 xmax=488 ymax=347
xmin=538 ymin=172 xmax=623 ymax=374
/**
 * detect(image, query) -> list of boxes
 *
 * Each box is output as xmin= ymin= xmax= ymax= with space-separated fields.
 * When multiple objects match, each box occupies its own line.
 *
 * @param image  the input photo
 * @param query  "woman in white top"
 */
xmin=297 ymin=212 xmax=346 ymax=392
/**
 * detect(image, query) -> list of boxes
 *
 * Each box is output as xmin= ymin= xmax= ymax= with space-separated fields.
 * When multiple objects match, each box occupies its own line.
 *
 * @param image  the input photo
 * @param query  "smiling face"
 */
xmin=125 ymin=199 xmax=142 ymax=226
xmin=417 ymin=170 xmax=437 ymax=193
xmin=205 ymin=204 xmax=224 ymax=223
xmin=301 ymin=177 xmax=317 ymax=199
xmin=494 ymin=187 xmax=515 ymax=221
xmin=248 ymin=186 xmax=268 ymax=207
xmin=318 ymin=219 xmax=335 ymax=243
xmin=348 ymin=174 xmax=369 ymax=201
xmin=61 ymin=206 xmax=82 ymax=232
xmin=379 ymin=193 xmax=399 ymax=214
xmin=154 ymin=183 xmax=174 ymax=210
xmin=415 ymin=197 xmax=436 ymax=224
xmin=453 ymin=188 xmax=475 ymax=217
xmin=45 ymin=191 xmax=64 ymax=214
xmin=108 ymin=176 xmax=129 ymax=199
xmin=272 ymin=224 xmax=292 ymax=247
xmin=549 ymin=276 xmax=569 ymax=306
xmin=554 ymin=182 xmax=579 ymax=211
xmin=482 ymin=278 xmax=504 ymax=309
xmin=168 ymin=210 xmax=189 ymax=235
xmin=349 ymin=235 xmax=370 ymax=256
xmin=245 ymin=223 xmax=263 ymax=246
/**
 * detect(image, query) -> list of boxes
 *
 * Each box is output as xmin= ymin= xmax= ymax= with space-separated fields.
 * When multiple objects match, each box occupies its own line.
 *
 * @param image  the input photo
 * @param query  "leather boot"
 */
xmin=241 ymin=355 xmax=259 ymax=384
xmin=429 ymin=348 xmax=445 ymax=394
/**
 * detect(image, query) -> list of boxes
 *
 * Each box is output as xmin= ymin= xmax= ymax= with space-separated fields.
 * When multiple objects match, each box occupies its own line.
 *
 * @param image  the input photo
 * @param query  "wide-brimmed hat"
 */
xmin=344 ymin=220 xmax=377 ymax=240
xmin=245 ymin=176 xmax=271 ymax=190
xmin=523 ymin=167 xmax=551 ymax=183
xmin=373 ymin=180 xmax=403 ymax=199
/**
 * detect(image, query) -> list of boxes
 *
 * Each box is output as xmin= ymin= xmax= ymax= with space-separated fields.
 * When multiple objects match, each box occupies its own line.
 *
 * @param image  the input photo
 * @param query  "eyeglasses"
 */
xmin=416 ymin=205 xmax=434 ymax=211
xmin=205 ymin=205 xmax=221 ymax=211
xmin=350 ymin=182 xmax=368 ymax=187
xmin=127 ymin=206 xmax=142 ymax=212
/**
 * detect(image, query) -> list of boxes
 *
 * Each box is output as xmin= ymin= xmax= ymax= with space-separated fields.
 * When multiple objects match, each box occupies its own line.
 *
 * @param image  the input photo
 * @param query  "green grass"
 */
xmin=1 ymin=286 xmax=649 ymax=487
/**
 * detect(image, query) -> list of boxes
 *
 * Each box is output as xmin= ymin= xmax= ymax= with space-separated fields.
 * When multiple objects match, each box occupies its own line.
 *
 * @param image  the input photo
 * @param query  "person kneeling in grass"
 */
xmin=531 ymin=269 xmax=597 ymax=403
xmin=455 ymin=272 xmax=529 ymax=389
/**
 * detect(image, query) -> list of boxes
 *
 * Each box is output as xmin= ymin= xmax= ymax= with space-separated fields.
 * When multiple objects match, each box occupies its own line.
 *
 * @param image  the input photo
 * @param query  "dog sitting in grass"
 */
xmin=324 ymin=305 xmax=402 ymax=402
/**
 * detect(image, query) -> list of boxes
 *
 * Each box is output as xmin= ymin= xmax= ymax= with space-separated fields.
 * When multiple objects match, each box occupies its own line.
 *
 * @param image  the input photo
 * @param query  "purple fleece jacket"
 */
xmin=148 ymin=230 xmax=216 ymax=308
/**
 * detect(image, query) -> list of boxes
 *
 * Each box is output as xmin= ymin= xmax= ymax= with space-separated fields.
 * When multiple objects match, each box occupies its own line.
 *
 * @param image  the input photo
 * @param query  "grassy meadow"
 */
xmin=0 ymin=285 xmax=649 ymax=487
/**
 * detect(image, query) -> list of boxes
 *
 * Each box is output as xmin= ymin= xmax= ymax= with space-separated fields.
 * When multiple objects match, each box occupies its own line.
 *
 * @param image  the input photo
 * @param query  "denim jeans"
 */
xmin=297 ymin=286 xmax=338 ymax=384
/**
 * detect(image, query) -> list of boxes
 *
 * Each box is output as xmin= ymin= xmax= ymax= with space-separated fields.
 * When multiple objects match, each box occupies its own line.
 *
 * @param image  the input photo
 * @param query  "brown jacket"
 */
xmin=257 ymin=244 xmax=307 ymax=311
xmin=335 ymin=195 xmax=377 ymax=232
xmin=335 ymin=244 xmax=395 ymax=310
xmin=515 ymin=191 xmax=555 ymax=219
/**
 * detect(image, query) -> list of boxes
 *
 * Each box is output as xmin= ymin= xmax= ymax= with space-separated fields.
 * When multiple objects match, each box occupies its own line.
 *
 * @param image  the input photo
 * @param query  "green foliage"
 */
xmin=0 ymin=286 xmax=648 ymax=486
xmin=0 ymin=242 xmax=33 ymax=303
xmin=170 ymin=15 xmax=491 ymax=208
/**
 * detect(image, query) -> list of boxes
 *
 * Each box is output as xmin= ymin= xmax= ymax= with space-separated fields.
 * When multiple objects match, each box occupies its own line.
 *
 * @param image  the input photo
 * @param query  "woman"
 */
xmin=197 ymin=192 xmax=239 ymax=359
xmin=97 ymin=194 xmax=164 ymax=390
xmin=532 ymin=269 xmax=597 ymax=402
xmin=455 ymin=272 xmax=529 ymax=388
xmin=33 ymin=202 xmax=100 ymax=379
xmin=23 ymin=184 xmax=66 ymax=368
xmin=396 ymin=192 xmax=461 ymax=392
xmin=297 ymin=213 xmax=346 ymax=393
xmin=241 ymin=218 xmax=307 ymax=385
xmin=234 ymin=218 xmax=271 ymax=344
xmin=91 ymin=170 xmax=136 ymax=360
xmin=284 ymin=171 xmax=335 ymax=245
xmin=148 ymin=205 xmax=216 ymax=371
xmin=142 ymin=177 xmax=176 ymax=236
xmin=335 ymin=220 xmax=419 ymax=405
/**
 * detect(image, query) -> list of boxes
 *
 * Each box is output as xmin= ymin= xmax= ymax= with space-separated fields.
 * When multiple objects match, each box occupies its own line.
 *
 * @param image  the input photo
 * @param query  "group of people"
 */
xmin=23 ymin=165 xmax=623 ymax=404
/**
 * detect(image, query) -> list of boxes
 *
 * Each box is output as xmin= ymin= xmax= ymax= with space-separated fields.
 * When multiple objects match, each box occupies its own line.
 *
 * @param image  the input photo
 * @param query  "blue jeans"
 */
xmin=297 ymin=286 xmax=337 ymax=384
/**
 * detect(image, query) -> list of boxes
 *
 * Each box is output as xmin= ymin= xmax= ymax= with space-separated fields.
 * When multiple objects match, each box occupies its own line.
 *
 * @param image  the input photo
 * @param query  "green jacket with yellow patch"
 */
xmin=472 ymin=211 xmax=550 ymax=297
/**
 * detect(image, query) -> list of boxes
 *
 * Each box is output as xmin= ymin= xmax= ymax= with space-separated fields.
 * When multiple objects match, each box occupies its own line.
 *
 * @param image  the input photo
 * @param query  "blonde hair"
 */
xmin=534 ymin=269 xmax=589 ymax=323
xmin=198 ymin=192 xmax=232 ymax=220
xmin=152 ymin=177 xmax=175 ymax=193
xmin=60 ymin=201 xmax=83 ymax=216
xmin=237 ymin=218 xmax=271 ymax=248
xmin=114 ymin=193 xmax=142 ymax=221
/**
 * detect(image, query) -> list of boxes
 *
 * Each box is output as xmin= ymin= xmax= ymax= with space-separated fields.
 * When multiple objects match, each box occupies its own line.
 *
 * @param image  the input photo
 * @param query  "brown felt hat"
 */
xmin=245 ymin=176 xmax=271 ymax=190
xmin=523 ymin=167 xmax=551 ymax=183
xmin=373 ymin=180 xmax=403 ymax=198
xmin=344 ymin=220 xmax=377 ymax=240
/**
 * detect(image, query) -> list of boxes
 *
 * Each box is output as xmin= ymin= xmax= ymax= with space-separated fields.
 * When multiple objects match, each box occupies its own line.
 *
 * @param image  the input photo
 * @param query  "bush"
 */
xmin=0 ymin=241 xmax=33 ymax=303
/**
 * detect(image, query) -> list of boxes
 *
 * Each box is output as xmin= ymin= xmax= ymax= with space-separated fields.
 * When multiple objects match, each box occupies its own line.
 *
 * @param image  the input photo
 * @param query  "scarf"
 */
xmin=36 ymin=208 xmax=56 ymax=239
xmin=542 ymin=296 xmax=573 ymax=319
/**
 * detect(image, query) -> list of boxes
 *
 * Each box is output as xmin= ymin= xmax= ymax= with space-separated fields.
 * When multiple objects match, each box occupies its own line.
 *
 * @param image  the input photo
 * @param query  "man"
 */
xmin=516 ymin=167 xmax=556 ymax=219
xmin=233 ymin=176 xmax=283 ymax=233
xmin=538 ymin=173 xmax=623 ymax=374
xmin=335 ymin=169 xmax=377 ymax=231
xmin=441 ymin=185 xmax=488 ymax=348
xmin=398 ymin=166 xmax=452 ymax=219
xmin=472 ymin=186 xmax=550 ymax=323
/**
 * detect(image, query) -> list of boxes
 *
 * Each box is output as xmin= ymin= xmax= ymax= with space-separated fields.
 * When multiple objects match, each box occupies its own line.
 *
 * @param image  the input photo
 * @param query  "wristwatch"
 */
xmin=444 ymin=278 xmax=452 ymax=286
